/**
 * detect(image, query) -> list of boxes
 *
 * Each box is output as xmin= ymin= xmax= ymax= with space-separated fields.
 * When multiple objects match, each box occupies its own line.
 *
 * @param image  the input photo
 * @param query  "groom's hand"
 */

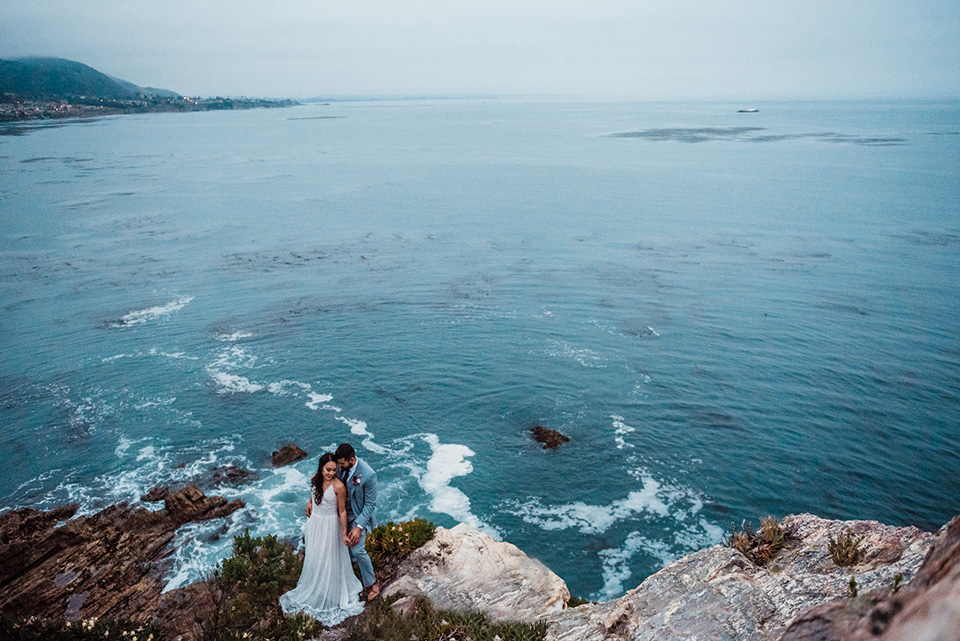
xmin=347 ymin=526 xmax=362 ymax=547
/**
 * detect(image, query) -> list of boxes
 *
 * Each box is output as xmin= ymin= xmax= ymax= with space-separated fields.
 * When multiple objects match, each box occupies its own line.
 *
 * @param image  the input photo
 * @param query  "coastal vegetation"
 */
xmin=727 ymin=515 xmax=790 ymax=565
xmin=345 ymin=596 xmax=549 ymax=641
xmin=365 ymin=518 xmax=437 ymax=576
xmin=828 ymin=530 xmax=868 ymax=567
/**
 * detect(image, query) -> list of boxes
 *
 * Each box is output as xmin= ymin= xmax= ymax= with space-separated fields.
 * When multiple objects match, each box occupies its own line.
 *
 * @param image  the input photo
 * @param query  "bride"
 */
xmin=279 ymin=453 xmax=364 ymax=625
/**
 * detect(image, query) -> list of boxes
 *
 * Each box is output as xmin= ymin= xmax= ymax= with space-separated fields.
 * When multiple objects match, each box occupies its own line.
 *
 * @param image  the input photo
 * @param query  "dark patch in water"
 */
xmin=609 ymin=128 xmax=908 ymax=146
xmin=610 ymin=127 xmax=764 ymax=142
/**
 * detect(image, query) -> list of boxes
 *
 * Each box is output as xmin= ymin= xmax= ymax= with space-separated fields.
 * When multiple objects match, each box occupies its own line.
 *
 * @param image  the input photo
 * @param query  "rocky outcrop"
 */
xmin=531 ymin=426 xmax=570 ymax=450
xmin=0 ymin=486 xmax=243 ymax=622
xmin=272 ymin=443 xmax=308 ymax=467
xmin=383 ymin=515 xmax=935 ymax=641
xmin=546 ymin=514 xmax=932 ymax=641
xmin=780 ymin=513 xmax=960 ymax=641
xmin=384 ymin=523 xmax=570 ymax=623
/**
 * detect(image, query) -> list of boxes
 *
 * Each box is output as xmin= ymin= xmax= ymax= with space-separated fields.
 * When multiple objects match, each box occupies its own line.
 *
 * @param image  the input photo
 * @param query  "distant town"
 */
xmin=0 ymin=95 xmax=297 ymax=122
xmin=0 ymin=57 xmax=296 ymax=124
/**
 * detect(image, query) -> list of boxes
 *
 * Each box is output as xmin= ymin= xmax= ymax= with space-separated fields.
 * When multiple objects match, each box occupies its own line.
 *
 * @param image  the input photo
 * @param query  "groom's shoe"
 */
xmin=366 ymin=581 xmax=381 ymax=600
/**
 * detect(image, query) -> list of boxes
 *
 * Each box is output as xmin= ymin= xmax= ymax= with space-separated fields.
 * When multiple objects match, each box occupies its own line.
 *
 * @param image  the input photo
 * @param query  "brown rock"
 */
xmin=271 ymin=443 xmax=308 ymax=467
xmin=141 ymin=486 xmax=170 ymax=502
xmin=531 ymin=426 xmax=570 ymax=450
xmin=164 ymin=484 xmax=244 ymax=524
xmin=0 ymin=487 xmax=243 ymax=624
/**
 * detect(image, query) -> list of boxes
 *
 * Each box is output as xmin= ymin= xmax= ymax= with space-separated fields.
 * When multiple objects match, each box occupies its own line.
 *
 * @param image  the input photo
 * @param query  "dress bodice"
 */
xmin=313 ymin=482 xmax=337 ymax=515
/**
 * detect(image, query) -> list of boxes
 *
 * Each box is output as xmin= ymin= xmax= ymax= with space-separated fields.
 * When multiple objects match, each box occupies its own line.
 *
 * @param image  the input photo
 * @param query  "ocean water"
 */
xmin=1 ymin=99 xmax=958 ymax=600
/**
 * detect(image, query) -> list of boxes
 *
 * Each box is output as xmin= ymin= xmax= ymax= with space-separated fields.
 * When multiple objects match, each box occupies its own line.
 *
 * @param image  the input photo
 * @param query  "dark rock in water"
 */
xmin=780 ymin=513 xmax=960 ymax=641
xmin=0 ymin=487 xmax=243 ymax=623
xmin=210 ymin=464 xmax=256 ymax=486
xmin=272 ymin=443 xmax=308 ymax=467
xmin=531 ymin=426 xmax=570 ymax=450
xmin=140 ymin=485 xmax=170 ymax=502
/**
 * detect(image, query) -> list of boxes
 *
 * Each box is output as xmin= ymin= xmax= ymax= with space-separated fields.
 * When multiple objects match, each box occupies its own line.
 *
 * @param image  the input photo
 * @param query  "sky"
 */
xmin=2 ymin=0 xmax=958 ymax=100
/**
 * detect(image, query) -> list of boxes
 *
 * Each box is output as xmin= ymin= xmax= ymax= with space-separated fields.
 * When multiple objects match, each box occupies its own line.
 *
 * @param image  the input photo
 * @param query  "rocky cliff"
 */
xmin=2 ymin=495 xmax=957 ymax=641
xmin=387 ymin=515 xmax=956 ymax=641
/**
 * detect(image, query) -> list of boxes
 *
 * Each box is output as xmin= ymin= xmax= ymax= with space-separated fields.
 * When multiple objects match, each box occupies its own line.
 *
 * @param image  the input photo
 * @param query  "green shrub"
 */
xmin=566 ymin=596 xmax=594 ymax=607
xmin=197 ymin=529 xmax=305 ymax=640
xmin=366 ymin=518 xmax=437 ymax=569
xmin=828 ymin=530 xmax=867 ymax=567
xmin=727 ymin=515 xmax=790 ymax=565
xmin=346 ymin=595 xmax=548 ymax=641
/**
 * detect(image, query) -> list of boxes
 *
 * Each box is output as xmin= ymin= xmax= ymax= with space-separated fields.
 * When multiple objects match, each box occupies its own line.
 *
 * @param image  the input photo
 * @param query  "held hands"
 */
xmin=346 ymin=526 xmax=362 ymax=547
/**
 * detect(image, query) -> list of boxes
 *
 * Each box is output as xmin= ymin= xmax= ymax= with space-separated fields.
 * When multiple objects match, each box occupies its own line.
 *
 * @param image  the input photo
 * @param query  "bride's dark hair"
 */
xmin=312 ymin=452 xmax=338 ymax=501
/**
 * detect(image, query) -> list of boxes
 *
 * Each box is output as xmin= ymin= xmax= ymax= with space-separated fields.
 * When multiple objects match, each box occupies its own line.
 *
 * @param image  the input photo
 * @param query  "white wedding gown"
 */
xmin=279 ymin=483 xmax=364 ymax=625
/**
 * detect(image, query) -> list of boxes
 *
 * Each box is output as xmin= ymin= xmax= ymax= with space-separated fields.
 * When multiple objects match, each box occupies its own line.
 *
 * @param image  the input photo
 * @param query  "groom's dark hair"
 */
xmin=335 ymin=443 xmax=356 ymax=460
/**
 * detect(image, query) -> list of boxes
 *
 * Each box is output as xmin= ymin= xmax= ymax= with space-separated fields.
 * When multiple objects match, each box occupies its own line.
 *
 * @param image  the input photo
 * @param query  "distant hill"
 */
xmin=0 ymin=57 xmax=179 ymax=100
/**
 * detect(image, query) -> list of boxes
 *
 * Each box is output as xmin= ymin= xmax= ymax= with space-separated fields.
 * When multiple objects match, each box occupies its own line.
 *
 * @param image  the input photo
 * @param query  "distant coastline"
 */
xmin=0 ymin=95 xmax=297 ymax=123
xmin=0 ymin=56 xmax=297 ymax=124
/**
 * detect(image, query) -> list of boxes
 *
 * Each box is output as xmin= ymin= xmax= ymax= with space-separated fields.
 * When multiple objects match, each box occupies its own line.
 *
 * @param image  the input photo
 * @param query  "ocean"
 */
xmin=1 ymin=98 xmax=958 ymax=600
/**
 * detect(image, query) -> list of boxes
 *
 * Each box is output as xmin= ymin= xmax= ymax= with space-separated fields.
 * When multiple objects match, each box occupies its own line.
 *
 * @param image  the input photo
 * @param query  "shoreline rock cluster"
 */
xmin=1 ymin=477 xmax=956 ymax=640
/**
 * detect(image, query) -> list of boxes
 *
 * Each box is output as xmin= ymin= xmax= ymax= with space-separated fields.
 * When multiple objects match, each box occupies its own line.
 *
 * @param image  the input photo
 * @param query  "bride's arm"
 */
xmin=334 ymin=481 xmax=349 ymax=543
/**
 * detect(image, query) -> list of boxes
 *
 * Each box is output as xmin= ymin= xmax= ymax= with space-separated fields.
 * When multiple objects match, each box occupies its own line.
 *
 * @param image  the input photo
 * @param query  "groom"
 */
xmin=334 ymin=442 xmax=380 ymax=600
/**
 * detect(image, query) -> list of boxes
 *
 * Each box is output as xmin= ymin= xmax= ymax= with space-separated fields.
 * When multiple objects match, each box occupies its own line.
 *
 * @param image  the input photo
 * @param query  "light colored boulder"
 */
xmin=383 ymin=523 xmax=570 ymax=623
xmin=545 ymin=514 xmax=934 ymax=641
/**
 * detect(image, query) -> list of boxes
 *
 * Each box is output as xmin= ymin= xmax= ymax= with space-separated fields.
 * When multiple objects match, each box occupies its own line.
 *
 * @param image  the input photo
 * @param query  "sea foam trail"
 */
xmin=115 ymin=296 xmax=194 ymax=326
xmin=413 ymin=433 xmax=496 ymax=536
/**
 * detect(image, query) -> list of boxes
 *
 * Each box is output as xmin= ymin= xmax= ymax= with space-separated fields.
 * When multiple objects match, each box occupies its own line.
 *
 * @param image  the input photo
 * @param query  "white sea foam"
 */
xmin=215 ymin=330 xmax=253 ymax=342
xmin=267 ymin=380 xmax=312 ymax=396
xmin=597 ymin=532 xmax=674 ymax=599
xmin=209 ymin=345 xmax=258 ymax=370
xmin=542 ymin=340 xmax=606 ymax=368
xmin=163 ymin=462 xmax=313 ymax=592
xmin=505 ymin=475 xmax=669 ymax=534
xmin=134 ymin=397 xmax=177 ymax=410
xmin=117 ymin=296 xmax=194 ymax=326
xmin=305 ymin=392 xmax=334 ymax=409
xmin=336 ymin=415 xmax=388 ymax=454
xmin=209 ymin=371 xmax=264 ymax=394
xmin=612 ymin=414 xmax=636 ymax=449
xmin=412 ymin=433 xmax=496 ymax=535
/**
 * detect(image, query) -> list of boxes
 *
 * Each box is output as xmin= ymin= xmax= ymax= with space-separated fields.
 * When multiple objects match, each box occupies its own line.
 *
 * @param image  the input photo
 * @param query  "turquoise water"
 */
xmin=1 ymin=99 xmax=958 ymax=600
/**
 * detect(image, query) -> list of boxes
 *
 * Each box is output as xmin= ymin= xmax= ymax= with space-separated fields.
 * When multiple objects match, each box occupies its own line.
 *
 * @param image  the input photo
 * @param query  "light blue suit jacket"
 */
xmin=342 ymin=457 xmax=378 ymax=532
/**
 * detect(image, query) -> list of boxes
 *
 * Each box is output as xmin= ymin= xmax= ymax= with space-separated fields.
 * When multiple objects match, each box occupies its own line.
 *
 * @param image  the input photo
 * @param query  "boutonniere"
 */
xmin=351 ymin=474 xmax=362 ymax=486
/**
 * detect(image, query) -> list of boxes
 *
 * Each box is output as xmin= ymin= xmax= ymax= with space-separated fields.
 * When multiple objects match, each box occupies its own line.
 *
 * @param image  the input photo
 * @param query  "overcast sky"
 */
xmin=2 ymin=0 xmax=958 ymax=99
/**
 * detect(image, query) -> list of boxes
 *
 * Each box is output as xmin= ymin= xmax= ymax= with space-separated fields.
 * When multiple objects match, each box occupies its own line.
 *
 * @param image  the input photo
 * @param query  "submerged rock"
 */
xmin=271 ymin=443 xmax=308 ymax=467
xmin=531 ymin=426 xmax=570 ymax=450
xmin=385 ymin=523 xmax=570 ymax=623
xmin=210 ymin=464 xmax=256 ymax=486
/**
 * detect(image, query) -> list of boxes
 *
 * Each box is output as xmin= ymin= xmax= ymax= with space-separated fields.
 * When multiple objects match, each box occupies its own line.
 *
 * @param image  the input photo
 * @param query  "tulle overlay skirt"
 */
xmin=279 ymin=509 xmax=364 ymax=625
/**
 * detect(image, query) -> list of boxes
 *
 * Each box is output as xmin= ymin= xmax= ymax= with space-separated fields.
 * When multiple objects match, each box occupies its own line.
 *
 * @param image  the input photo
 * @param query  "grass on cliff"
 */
xmin=828 ymin=530 xmax=868 ymax=567
xmin=365 ymin=518 xmax=437 ymax=579
xmin=0 ymin=615 xmax=164 ymax=641
xmin=728 ymin=515 xmax=790 ymax=565
xmin=346 ymin=595 xmax=549 ymax=641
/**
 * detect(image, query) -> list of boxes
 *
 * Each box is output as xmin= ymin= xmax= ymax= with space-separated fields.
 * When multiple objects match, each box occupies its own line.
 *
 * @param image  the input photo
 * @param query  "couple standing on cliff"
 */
xmin=279 ymin=442 xmax=380 ymax=626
